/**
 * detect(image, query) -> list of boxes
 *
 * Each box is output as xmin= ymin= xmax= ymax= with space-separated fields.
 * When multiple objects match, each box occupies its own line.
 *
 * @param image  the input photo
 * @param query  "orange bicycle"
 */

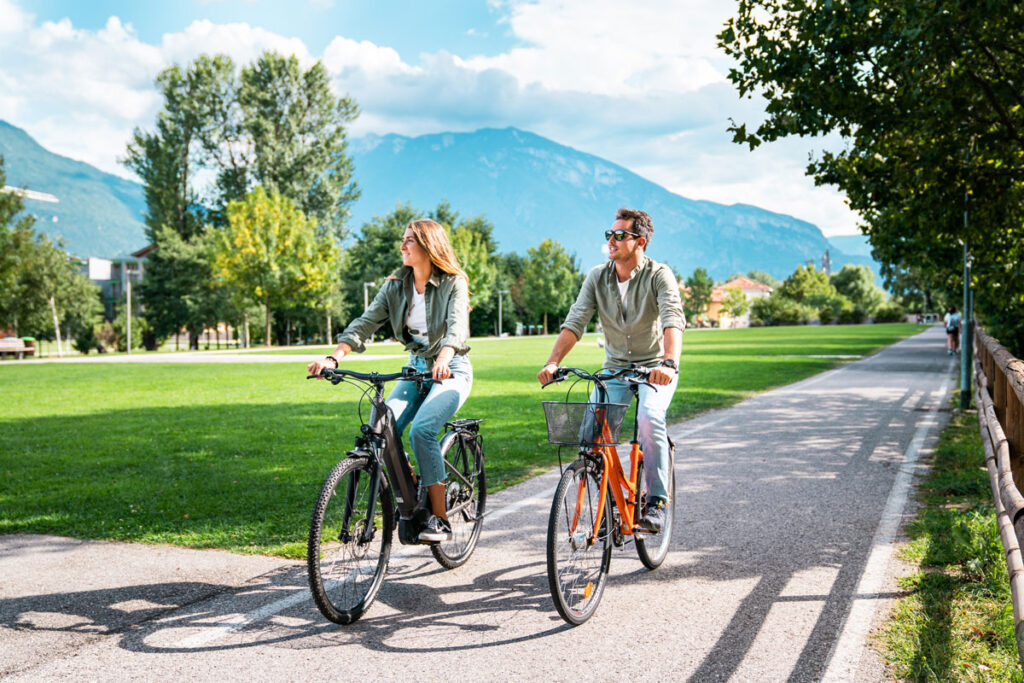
xmin=541 ymin=365 xmax=675 ymax=625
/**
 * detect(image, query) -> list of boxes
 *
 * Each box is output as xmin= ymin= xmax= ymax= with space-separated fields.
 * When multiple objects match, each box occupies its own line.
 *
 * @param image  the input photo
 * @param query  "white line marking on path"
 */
xmin=821 ymin=360 xmax=954 ymax=682
xmin=173 ymin=416 xmax=727 ymax=649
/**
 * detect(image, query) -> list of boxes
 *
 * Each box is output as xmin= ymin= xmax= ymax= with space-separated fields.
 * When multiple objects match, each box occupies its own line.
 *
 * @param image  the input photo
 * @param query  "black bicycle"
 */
xmin=306 ymin=365 xmax=486 ymax=624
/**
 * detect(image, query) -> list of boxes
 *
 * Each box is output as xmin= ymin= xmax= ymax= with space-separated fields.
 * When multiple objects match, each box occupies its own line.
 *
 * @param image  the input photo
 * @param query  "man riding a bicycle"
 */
xmin=537 ymin=208 xmax=684 ymax=533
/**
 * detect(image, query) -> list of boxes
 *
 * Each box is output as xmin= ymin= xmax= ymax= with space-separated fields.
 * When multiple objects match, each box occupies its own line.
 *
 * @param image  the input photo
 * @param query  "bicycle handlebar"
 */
xmin=307 ymin=366 xmax=436 ymax=386
xmin=541 ymin=364 xmax=655 ymax=390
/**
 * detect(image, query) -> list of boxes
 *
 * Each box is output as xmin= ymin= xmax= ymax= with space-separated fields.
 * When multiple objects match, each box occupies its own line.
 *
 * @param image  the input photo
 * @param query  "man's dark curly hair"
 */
xmin=616 ymin=208 xmax=654 ymax=246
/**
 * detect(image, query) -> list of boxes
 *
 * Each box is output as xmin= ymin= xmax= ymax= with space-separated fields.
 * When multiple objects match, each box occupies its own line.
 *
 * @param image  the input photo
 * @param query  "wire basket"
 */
xmin=542 ymin=402 xmax=629 ymax=447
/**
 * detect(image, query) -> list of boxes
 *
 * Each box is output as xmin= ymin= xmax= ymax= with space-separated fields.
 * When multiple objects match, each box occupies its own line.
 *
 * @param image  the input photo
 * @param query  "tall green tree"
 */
xmin=683 ymin=267 xmax=715 ymax=324
xmin=830 ymin=264 xmax=886 ymax=314
xmin=142 ymin=226 xmax=228 ymax=348
xmin=720 ymin=0 xmax=1024 ymax=351
xmin=238 ymin=52 xmax=359 ymax=238
xmin=124 ymin=51 xmax=360 ymax=346
xmin=778 ymin=265 xmax=837 ymax=308
xmin=522 ymin=239 xmax=578 ymax=334
xmin=214 ymin=187 xmax=338 ymax=346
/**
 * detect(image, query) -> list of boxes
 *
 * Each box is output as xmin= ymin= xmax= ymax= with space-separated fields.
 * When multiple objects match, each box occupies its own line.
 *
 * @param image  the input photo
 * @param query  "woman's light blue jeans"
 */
xmin=589 ymin=372 xmax=678 ymax=502
xmin=385 ymin=354 xmax=473 ymax=487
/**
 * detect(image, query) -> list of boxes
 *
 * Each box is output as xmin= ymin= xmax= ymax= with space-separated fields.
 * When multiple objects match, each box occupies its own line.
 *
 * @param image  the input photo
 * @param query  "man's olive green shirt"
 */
xmin=338 ymin=266 xmax=470 ymax=360
xmin=561 ymin=256 xmax=685 ymax=369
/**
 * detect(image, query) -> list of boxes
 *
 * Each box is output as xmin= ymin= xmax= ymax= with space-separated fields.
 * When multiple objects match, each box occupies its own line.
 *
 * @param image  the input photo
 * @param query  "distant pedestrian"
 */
xmin=943 ymin=306 xmax=961 ymax=355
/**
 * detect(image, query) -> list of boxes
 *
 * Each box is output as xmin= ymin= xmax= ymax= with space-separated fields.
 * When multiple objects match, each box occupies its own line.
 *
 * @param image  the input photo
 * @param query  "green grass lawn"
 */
xmin=0 ymin=323 xmax=923 ymax=558
xmin=880 ymin=408 xmax=1023 ymax=681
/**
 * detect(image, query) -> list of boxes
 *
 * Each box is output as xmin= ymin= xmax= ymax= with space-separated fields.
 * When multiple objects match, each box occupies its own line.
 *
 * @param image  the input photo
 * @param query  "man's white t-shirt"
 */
xmin=407 ymin=289 xmax=428 ymax=344
xmin=617 ymin=278 xmax=630 ymax=311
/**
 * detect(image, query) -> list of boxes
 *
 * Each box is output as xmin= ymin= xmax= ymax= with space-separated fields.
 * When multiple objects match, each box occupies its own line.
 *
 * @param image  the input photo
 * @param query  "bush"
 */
xmin=751 ymin=295 xmax=815 ymax=326
xmin=818 ymin=293 xmax=852 ymax=325
xmin=837 ymin=304 xmax=867 ymax=325
xmin=873 ymin=301 xmax=906 ymax=323
xmin=96 ymin=322 xmax=116 ymax=352
xmin=72 ymin=324 xmax=97 ymax=355
xmin=112 ymin=310 xmax=143 ymax=352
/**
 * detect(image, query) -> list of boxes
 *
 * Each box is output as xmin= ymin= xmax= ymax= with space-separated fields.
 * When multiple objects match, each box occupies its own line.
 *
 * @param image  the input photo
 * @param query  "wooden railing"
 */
xmin=973 ymin=326 xmax=1024 ymax=665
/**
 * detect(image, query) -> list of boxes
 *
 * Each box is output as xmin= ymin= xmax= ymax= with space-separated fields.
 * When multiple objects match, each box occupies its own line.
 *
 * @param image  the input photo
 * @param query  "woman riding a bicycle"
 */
xmin=307 ymin=219 xmax=472 ymax=543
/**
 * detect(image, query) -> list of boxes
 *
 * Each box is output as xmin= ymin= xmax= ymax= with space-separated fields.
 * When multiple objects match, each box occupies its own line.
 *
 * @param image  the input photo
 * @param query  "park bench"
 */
xmin=0 ymin=338 xmax=35 ymax=359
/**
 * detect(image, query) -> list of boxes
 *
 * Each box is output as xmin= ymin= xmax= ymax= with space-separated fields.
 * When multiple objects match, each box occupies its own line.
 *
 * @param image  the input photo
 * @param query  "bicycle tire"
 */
xmin=431 ymin=433 xmax=486 ymax=569
xmin=635 ymin=452 xmax=675 ymax=570
xmin=307 ymin=456 xmax=393 ymax=624
xmin=546 ymin=458 xmax=612 ymax=625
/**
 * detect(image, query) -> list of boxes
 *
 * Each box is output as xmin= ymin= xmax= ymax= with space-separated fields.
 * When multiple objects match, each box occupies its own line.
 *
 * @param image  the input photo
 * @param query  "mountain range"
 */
xmin=0 ymin=120 xmax=876 ymax=281
xmin=0 ymin=120 xmax=146 ymax=258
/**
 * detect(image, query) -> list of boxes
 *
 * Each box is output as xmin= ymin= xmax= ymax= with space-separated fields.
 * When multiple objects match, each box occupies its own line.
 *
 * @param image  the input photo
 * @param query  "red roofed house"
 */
xmin=706 ymin=277 xmax=774 ymax=328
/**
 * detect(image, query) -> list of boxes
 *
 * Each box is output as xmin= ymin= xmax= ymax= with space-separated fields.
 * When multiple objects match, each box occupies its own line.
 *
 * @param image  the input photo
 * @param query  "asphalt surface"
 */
xmin=1 ymin=326 xmax=955 ymax=681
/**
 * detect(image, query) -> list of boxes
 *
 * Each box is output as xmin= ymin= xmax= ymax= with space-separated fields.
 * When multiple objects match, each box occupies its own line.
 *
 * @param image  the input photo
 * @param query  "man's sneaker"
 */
xmin=418 ymin=515 xmax=452 ymax=543
xmin=637 ymin=499 xmax=667 ymax=533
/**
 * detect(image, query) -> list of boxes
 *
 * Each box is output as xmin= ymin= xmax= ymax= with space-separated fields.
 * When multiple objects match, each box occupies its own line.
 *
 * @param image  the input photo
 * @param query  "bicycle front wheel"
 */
xmin=635 ymin=453 xmax=675 ymax=570
xmin=546 ymin=458 xmax=612 ymax=625
xmin=432 ymin=433 xmax=487 ymax=569
xmin=307 ymin=456 xmax=393 ymax=624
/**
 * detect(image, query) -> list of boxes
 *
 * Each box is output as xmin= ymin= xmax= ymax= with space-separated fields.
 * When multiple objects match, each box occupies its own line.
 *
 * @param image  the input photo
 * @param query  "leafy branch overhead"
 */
xmin=720 ymin=0 xmax=1024 ymax=352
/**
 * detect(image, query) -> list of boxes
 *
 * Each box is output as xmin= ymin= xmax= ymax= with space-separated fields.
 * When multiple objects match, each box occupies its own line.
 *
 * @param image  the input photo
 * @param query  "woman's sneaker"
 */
xmin=418 ymin=515 xmax=452 ymax=543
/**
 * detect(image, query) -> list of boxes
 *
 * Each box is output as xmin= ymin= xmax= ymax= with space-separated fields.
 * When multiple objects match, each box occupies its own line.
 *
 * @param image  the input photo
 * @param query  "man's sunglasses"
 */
xmin=605 ymin=229 xmax=639 ymax=241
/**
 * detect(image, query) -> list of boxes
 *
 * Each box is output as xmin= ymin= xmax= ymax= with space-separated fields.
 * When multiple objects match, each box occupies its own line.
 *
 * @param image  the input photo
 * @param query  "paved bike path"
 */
xmin=1 ymin=327 xmax=953 ymax=681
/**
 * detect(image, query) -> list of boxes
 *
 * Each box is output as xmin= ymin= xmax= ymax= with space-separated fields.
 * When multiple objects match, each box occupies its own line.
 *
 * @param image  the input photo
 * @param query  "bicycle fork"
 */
xmin=338 ymin=459 xmax=384 ymax=545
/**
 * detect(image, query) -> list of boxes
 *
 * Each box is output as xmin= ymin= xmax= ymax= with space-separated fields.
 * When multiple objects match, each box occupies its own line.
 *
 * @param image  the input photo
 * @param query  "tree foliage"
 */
xmin=830 ymin=264 xmax=886 ymax=314
xmin=721 ymin=287 xmax=750 ymax=322
xmin=720 ymin=0 xmax=1024 ymax=351
xmin=123 ymin=51 xmax=359 ymax=346
xmin=522 ymin=239 xmax=579 ymax=334
xmin=683 ymin=267 xmax=715 ymax=323
xmin=0 ymin=157 xmax=101 ymax=343
xmin=213 ymin=187 xmax=338 ymax=346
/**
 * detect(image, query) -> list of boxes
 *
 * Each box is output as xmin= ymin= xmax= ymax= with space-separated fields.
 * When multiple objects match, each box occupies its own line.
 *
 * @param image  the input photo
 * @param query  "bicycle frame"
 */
xmin=583 ymin=382 xmax=645 ymax=545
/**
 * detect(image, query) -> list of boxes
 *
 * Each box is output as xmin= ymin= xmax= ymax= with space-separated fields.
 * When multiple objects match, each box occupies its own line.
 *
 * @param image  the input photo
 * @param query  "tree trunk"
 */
xmin=326 ymin=312 xmax=332 ymax=345
xmin=244 ymin=318 xmax=250 ymax=348
xmin=265 ymin=298 xmax=272 ymax=348
xmin=48 ymin=295 xmax=63 ymax=358
xmin=543 ymin=311 xmax=548 ymax=336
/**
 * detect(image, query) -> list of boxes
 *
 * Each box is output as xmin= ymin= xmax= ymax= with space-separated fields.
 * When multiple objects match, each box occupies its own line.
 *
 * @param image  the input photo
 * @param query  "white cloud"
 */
xmin=0 ymin=0 xmax=31 ymax=34
xmin=0 ymin=0 xmax=861 ymax=235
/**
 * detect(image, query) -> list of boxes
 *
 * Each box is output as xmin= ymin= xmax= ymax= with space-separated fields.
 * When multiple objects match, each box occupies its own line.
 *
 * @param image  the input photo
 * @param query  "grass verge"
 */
xmin=880 ymin=407 xmax=1023 ymax=681
xmin=1 ymin=323 xmax=922 ymax=558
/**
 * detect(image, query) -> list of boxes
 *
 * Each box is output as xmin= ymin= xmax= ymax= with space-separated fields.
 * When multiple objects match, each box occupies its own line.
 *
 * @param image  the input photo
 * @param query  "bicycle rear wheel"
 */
xmin=635 ymin=451 xmax=675 ymax=570
xmin=431 ymin=433 xmax=486 ymax=569
xmin=546 ymin=457 xmax=612 ymax=625
xmin=307 ymin=456 xmax=393 ymax=624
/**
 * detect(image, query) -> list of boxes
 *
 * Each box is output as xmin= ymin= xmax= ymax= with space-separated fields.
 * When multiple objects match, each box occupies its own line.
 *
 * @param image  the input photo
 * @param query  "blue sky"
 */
xmin=0 ymin=0 xmax=859 ymax=236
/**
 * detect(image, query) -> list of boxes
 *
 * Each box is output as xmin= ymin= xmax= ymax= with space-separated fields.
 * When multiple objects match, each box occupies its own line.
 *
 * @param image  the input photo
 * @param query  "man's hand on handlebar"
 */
xmin=537 ymin=361 xmax=560 ymax=386
xmin=648 ymin=365 xmax=676 ymax=386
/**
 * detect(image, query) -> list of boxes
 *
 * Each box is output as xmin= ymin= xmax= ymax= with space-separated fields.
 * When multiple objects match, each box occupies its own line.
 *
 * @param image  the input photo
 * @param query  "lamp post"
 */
xmin=498 ymin=289 xmax=510 ymax=337
xmin=125 ymin=262 xmax=140 ymax=355
xmin=363 ymin=282 xmax=376 ymax=310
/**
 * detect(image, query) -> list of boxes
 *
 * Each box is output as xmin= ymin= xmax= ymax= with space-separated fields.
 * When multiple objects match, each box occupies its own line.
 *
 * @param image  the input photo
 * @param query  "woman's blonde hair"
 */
xmin=403 ymin=219 xmax=470 ymax=285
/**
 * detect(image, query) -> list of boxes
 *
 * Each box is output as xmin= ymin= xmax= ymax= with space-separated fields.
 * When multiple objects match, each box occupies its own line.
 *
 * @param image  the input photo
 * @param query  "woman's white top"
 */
xmin=407 ymin=288 xmax=429 ymax=344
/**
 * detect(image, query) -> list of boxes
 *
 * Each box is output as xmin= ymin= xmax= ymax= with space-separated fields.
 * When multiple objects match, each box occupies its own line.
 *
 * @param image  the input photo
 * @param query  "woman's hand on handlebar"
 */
xmin=307 ymin=354 xmax=342 ymax=378
xmin=432 ymin=346 xmax=455 ymax=381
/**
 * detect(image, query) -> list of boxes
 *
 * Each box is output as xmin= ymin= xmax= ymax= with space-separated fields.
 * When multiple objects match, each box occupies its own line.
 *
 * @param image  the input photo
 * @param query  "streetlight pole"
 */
xmin=363 ymin=282 xmax=376 ymax=311
xmin=498 ymin=289 xmax=510 ymax=337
